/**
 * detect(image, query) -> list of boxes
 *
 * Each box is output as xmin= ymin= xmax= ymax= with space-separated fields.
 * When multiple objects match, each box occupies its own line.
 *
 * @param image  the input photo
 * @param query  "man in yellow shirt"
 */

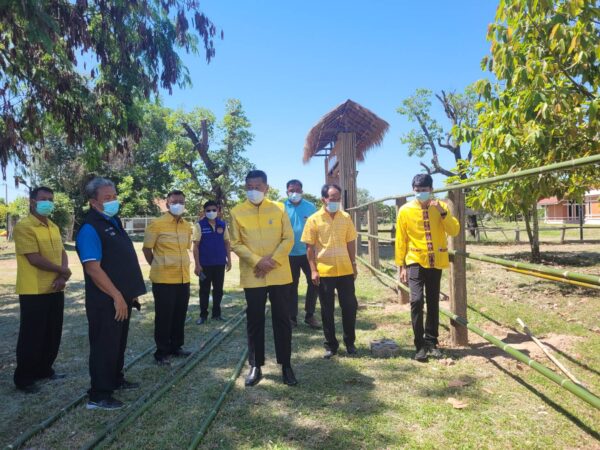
xmin=395 ymin=174 xmax=460 ymax=362
xmin=230 ymin=170 xmax=296 ymax=387
xmin=13 ymin=186 xmax=71 ymax=393
xmin=143 ymin=190 xmax=193 ymax=366
xmin=302 ymin=184 xmax=358 ymax=360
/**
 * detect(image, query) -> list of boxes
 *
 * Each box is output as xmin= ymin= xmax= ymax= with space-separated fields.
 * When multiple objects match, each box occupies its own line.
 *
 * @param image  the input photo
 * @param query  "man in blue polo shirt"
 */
xmin=76 ymin=177 xmax=146 ymax=411
xmin=284 ymin=179 xmax=320 ymax=329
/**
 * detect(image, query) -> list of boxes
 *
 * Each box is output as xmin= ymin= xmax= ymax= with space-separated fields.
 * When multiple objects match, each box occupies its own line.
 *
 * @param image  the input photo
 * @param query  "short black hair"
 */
xmin=286 ymin=179 xmax=302 ymax=189
xmin=412 ymin=174 xmax=433 ymax=189
xmin=321 ymin=184 xmax=342 ymax=199
xmin=203 ymin=200 xmax=218 ymax=210
xmin=246 ymin=170 xmax=267 ymax=184
xmin=167 ymin=190 xmax=185 ymax=199
xmin=30 ymin=186 xmax=54 ymax=200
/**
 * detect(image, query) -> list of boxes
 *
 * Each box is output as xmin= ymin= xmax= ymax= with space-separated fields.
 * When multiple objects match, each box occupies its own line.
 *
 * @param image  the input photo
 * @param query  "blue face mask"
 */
xmin=326 ymin=201 xmax=340 ymax=213
xmin=102 ymin=200 xmax=120 ymax=217
xmin=35 ymin=200 xmax=55 ymax=216
xmin=415 ymin=191 xmax=432 ymax=203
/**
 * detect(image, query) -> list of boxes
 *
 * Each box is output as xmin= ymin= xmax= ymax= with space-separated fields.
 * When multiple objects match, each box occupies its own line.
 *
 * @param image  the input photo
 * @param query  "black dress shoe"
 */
xmin=16 ymin=383 xmax=40 ymax=394
xmin=48 ymin=372 xmax=67 ymax=380
xmin=245 ymin=367 xmax=262 ymax=387
xmin=282 ymin=366 xmax=298 ymax=386
xmin=414 ymin=347 xmax=428 ymax=362
xmin=172 ymin=348 xmax=192 ymax=357
xmin=346 ymin=345 xmax=357 ymax=355
xmin=196 ymin=317 xmax=206 ymax=325
xmin=86 ymin=397 xmax=124 ymax=410
xmin=304 ymin=316 xmax=321 ymax=329
xmin=323 ymin=349 xmax=337 ymax=359
xmin=426 ymin=344 xmax=443 ymax=358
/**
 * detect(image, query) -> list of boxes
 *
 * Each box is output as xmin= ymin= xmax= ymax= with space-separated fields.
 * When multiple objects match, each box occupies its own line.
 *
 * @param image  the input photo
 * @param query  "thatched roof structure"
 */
xmin=303 ymin=99 xmax=389 ymax=163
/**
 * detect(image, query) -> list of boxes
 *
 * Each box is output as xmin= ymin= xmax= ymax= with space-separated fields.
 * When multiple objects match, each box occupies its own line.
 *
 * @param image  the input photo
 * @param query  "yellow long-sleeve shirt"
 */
xmin=230 ymin=198 xmax=294 ymax=288
xmin=395 ymin=199 xmax=460 ymax=269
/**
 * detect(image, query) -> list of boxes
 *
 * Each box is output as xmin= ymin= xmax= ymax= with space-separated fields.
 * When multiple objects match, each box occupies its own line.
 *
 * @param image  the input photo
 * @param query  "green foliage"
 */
xmin=161 ymin=99 xmax=254 ymax=209
xmin=458 ymin=0 xmax=600 ymax=260
xmin=302 ymin=192 xmax=323 ymax=209
xmin=397 ymin=87 xmax=478 ymax=177
xmin=49 ymin=192 xmax=74 ymax=237
xmin=0 ymin=0 xmax=221 ymax=169
xmin=8 ymin=197 xmax=30 ymax=219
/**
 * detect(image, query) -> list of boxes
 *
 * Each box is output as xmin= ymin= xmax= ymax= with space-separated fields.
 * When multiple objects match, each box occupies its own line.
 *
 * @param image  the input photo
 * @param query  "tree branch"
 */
xmin=181 ymin=120 xmax=221 ymax=179
xmin=414 ymin=114 xmax=438 ymax=157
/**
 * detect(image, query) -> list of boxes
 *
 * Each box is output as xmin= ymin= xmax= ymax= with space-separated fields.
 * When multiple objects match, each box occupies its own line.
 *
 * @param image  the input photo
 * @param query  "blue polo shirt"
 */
xmin=285 ymin=198 xmax=317 ymax=256
xmin=76 ymin=215 xmax=120 ymax=263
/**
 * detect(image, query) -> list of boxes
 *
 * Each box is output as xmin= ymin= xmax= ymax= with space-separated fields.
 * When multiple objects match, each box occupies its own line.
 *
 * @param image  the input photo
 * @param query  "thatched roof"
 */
xmin=303 ymin=99 xmax=389 ymax=163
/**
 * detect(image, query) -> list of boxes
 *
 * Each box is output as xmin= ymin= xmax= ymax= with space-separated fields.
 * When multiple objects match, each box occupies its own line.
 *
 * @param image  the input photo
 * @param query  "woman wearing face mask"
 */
xmin=192 ymin=200 xmax=232 ymax=325
xmin=395 ymin=174 xmax=460 ymax=363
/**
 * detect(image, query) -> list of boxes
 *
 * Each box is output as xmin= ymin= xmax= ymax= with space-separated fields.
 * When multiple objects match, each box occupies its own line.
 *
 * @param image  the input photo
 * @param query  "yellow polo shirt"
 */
xmin=395 ymin=199 xmax=460 ymax=269
xmin=230 ymin=199 xmax=293 ymax=288
xmin=14 ymin=215 xmax=64 ymax=295
xmin=301 ymin=208 xmax=357 ymax=278
xmin=143 ymin=213 xmax=192 ymax=284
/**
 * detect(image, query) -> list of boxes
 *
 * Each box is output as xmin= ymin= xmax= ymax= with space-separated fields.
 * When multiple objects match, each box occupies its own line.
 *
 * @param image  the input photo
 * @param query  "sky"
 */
xmin=6 ymin=1 xmax=499 ymax=204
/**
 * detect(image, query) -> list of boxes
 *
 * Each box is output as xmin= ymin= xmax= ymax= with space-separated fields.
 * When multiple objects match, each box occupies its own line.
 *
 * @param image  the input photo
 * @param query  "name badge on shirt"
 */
xmin=216 ymin=227 xmax=224 ymax=234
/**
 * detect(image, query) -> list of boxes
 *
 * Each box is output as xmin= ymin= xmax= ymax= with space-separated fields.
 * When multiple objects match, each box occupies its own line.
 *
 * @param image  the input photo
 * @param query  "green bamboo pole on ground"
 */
xmin=188 ymin=346 xmax=249 ymax=449
xmin=82 ymin=310 xmax=247 ymax=450
xmin=347 ymin=153 xmax=600 ymax=210
xmin=449 ymin=249 xmax=600 ymax=286
xmin=439 ymin=307 xmax=600 ymax=410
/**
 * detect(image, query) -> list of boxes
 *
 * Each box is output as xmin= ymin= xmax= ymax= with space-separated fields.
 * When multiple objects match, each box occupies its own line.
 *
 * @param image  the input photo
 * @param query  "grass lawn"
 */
xmin=0 ymin=241 xmax=598 ymax=449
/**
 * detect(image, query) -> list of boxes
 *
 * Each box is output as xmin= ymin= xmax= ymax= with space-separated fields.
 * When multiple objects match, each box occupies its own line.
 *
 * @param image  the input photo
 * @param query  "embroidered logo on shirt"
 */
xmin=216 ymin=227 xmax=224 ymax=234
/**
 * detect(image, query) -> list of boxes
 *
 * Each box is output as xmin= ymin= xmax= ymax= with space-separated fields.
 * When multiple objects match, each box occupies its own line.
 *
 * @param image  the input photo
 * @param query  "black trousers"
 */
xmin=152 ymin=283 xmax=190 ymax=359
xmin=244 ymin=284 xmax=292 ymax=368
xmin=86 ymin=298 xmax=133 ymax=401
xmin=318 ymin=275 xmax=357 ymax=352
xmin=13 ymin=292 xmax=64 ymax=388
xmin=289 ymin=255 xmax=318 ymax=320
xmin=407 ymin=263 xmax=442 ymax=350
xmin=199 ymin=265 xmax=225 ymax=319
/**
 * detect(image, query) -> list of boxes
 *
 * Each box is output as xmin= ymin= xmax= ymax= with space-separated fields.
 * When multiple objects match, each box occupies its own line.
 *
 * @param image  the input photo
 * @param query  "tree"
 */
xmin=162 ymin=99 xmax=254 ymax=209
xmin=1 ymin=0 xmax=222 ymax=170
xmin=397 ymin=87 xmax=480 ymax=235
xmin=457 ymin=0 xmax=600 ymax=262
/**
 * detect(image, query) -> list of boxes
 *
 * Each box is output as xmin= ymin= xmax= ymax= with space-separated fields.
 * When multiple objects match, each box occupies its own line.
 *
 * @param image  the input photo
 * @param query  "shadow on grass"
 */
xmin=544 ymin=342 xmax=600 ymax=379
xmin=487 ymin=358 xmax=600 ymax=441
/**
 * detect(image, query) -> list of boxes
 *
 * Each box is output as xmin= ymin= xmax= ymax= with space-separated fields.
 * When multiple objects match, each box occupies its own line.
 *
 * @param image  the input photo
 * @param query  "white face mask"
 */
xmin=169 ymin=203 xmax=185 ymax=216
xmin=247 ymin=190 xmax=265 ymax=205
xmin=326 ymin=201 xmax=340 ymax=213
xmin=205 ymin=211 xmax=218 ymax=220
xmin=288 ymin=192 xmax=302 ymax=203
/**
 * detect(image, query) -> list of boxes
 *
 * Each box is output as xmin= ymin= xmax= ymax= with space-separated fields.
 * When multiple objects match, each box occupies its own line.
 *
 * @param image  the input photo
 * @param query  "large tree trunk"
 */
xmin=522 ymin=204 xmax=541 ymax=263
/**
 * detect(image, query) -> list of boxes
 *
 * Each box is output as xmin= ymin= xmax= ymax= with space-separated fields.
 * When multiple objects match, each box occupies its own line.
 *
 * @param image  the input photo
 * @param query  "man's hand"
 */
xmin=226 ymin=260 xmax=232 ymax=272
xmin=256 ymin=256 xmax=276 ymax=273
xmin=429 ymin=199 xmax=445 ymax=215
xmin=194 ymin=265 xmax=203 ymax=276
xmin=399 ymin=266 xmax=408 ymax=284
xmin=352 ymin=262 xmax=358 ymax=280
xmin=311 ymin=270 xmax=320 ymax=286
xmin=113 ymin=292 xmax=129 ymax=321
xmin=60 ymin=267 xmax=72 ymax=281
xmin=52 ymin=275 xmax=67 ymax=291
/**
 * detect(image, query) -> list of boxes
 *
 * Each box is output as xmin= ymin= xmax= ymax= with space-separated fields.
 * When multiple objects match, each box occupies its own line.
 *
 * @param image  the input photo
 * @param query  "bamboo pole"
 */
xmin=516 ymin=318 xmax=584 ymax=387
xmin=505 ymin=267 xmax=600 ymax=290
xmin=188 ymin=347 xmax=249 ymax=449
xmin=450 ymin=250 xmax=600 ymax=286
xmin=347 ymin=153 xmax=600 ymax=211
xmin=439 ymin=308 xmax=600 ymax=410
xmin=83 ymin=310 xmax=247 ymax=450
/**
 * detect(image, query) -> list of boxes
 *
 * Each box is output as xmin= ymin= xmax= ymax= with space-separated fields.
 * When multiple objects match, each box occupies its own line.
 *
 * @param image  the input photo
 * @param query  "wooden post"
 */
xmin=395 ymin=197 xmax=409 ymax=304
xmin=515 ymin=228 xmax=520 ymax=242
xmin=337 ymin=132 xmax=359 ymax=257
xmin=447 ymin=189 xmax=468 ymax=345
xmin=367 ymin=203 xmax=380 ymax=269
xmin=560 ymin=226 xmax=566 ymax=244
